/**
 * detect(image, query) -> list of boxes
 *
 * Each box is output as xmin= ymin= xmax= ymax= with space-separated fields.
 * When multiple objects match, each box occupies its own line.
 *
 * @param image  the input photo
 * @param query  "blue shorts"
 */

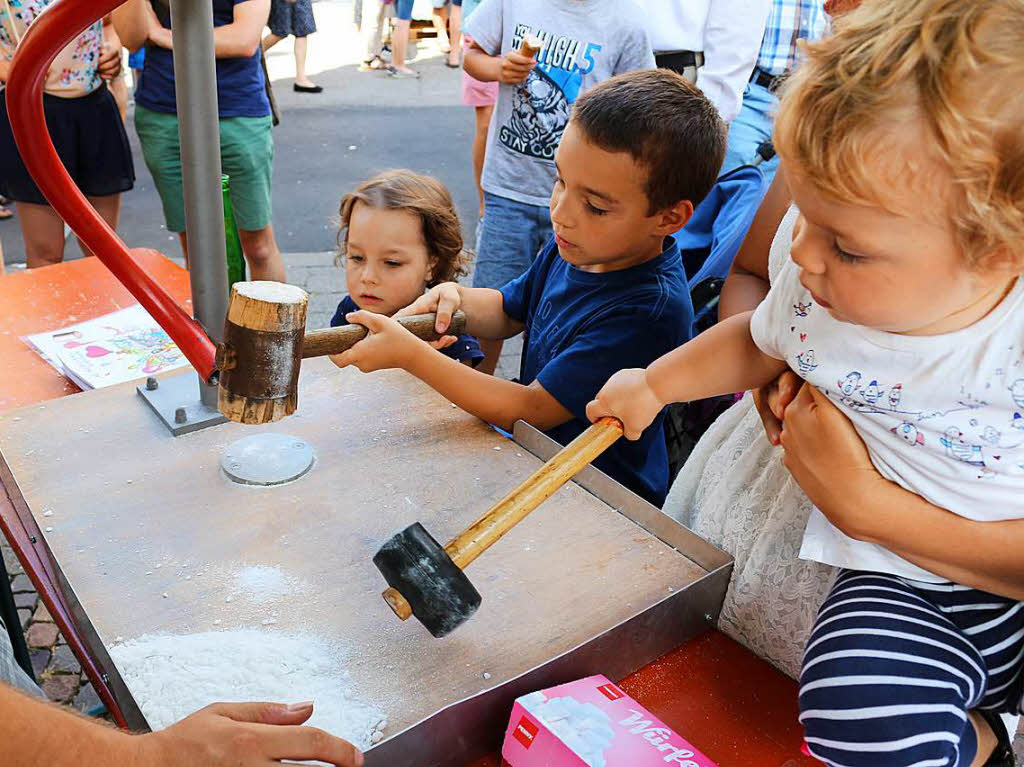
xmin=394 ymin=0 xmax=413 ymax=20
xmin=472 ymin=191 xmax=552 ymax=289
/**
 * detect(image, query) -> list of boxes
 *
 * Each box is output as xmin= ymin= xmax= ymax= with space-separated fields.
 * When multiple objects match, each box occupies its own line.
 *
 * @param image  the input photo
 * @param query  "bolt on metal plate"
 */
xmin=220 ymin=433 xmax=315 ymax=486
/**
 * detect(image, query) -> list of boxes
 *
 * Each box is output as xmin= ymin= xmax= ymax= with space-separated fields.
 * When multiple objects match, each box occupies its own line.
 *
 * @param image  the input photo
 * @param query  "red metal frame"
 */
xmin=6 ymin=0 xmax=216 ymax=381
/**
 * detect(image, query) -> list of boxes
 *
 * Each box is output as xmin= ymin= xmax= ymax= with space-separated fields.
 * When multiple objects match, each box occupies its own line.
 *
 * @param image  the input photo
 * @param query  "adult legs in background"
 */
xmin=17 ymin=193 xmax=120 ymax=267
xmin=15 ymin=203 xmax=65 ymax=267
xmin=721 ymin=82 xmax=780 ymax=182
xmin=360 ymin=0 xmax=388 ymax=69
xmin=799 ymin=570 xmax=1024 ymax=767
xmin=238 ymin=225 xmax=284 ymax=282
xmin=178 ymin=225 xmax=284 ymax=282
xmin=390 ymin=0 xmax=417 ymax=77
xmin=264 ymin=0 xmax=320 ymax=91
xmin=75 ymin=194 xmax=122 ymax=256
xmin=292 ymin=36 xmax=318 ymax=90
xmin=446 ymin=2 xmax=461 ymax=66
xmin=472 ymin=104 xmax=493 ymax=218
xmin=431 ymin=1 xmax=450 ymax=54
xmin=391 ymin=20 xmax=414 ymax=75
xmin=473 ymin=192 xmax=552 ymax=374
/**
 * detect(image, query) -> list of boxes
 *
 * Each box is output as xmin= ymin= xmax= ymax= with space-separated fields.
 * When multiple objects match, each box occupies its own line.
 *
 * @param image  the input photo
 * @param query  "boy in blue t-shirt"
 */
xmin=332 ymin=70 xmax=726 ymax=505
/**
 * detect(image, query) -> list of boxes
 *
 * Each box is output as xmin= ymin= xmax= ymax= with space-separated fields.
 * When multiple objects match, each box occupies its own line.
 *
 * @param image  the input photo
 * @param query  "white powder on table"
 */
xmin=109 ymin=630 xmax=386 ymax=750
xmin=233 ymin=565 xmax=303 ymax=603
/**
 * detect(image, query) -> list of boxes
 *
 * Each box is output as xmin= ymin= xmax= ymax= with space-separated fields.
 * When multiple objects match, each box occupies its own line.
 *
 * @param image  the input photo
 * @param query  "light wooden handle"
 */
xmin=443 ymin=417 xmax=623 ymax=570
xmin=301 ymin=311 xmax=467 ymax=359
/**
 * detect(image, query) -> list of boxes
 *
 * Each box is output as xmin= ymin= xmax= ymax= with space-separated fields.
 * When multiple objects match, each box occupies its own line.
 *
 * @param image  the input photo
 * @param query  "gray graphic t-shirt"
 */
xmin=465 ymin=0 xmax=654 ymax=208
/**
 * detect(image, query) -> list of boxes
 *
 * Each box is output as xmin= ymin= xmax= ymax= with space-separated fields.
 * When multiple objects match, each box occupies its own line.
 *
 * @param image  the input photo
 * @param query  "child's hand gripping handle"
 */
xmin=443 ymin=416 xmax=624 ymax=569
xmin=301 ymin=311 xmax=467 ymax=359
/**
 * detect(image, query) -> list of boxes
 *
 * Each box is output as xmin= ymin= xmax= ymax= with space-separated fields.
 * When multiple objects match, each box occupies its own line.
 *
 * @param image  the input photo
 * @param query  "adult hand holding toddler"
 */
xmin=777 ymin=382 xmax=881 ymax=542
xmin=751 ymin=369 xmax=801 ymax=446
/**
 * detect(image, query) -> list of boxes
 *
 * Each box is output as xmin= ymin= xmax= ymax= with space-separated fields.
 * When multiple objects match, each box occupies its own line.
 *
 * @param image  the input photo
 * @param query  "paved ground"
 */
xmin=1 ymin=1 xmax=1022 ymax=759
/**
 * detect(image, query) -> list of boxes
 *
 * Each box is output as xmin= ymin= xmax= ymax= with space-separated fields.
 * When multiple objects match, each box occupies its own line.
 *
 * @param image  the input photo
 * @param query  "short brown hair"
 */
xmin=775 ymin=0 xmax=1024 ymax=268
xmin=337 ymin=169 xmax=469 ymax=285
xmin=570 ymin=69 xmax=727 ymax=215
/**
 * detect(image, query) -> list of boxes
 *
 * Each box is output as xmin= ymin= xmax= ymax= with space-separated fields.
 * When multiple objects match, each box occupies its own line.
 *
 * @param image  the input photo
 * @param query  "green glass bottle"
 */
xmin=222 ymin=174 xmax=246 ymax=289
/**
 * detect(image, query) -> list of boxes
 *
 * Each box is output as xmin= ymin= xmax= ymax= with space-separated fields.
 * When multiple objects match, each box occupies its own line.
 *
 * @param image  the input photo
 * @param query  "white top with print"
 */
xmin=751 ymin=257 xmax=1024 ymax=582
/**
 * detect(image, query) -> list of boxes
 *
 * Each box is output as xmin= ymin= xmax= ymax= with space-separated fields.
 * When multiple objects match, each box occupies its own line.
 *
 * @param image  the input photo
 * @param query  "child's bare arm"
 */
xmin=587 ymin=312 xmax=787 ymax=439
xmin=396 ymin=282 xmax=523 ymax=341
xmin=463 ymin=42 xmax=535 ymax=84
xmin=331 ymin=311 xmax=571 ymax=432
xmin=407 ymin=348 xmax=572 ymax=432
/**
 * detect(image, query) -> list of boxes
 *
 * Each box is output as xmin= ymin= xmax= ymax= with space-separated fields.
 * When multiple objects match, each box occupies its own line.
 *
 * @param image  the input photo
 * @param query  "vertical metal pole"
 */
xmin=169 ymin=0 xmax=229 ymax=405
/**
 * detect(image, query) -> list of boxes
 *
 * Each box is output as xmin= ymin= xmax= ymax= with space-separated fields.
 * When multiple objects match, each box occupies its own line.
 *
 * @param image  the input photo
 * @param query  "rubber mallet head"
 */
xmin=373 ymin=522 xmax=482 ymax=638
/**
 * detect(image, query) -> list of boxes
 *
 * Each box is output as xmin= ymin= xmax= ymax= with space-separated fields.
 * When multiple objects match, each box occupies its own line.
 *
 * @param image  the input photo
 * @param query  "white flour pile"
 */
xmin=109 ymin=630 xmax=386 ymax=749
xmin=233 ymin=565 xmax=302 ymax=603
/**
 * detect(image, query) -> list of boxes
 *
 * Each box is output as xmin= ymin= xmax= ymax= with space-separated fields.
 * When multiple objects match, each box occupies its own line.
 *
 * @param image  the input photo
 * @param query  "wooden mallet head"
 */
xmin=216 ymin=281 xmax=308 ymax=425
xmin=215 ymin=281 xmax=468 ymax=425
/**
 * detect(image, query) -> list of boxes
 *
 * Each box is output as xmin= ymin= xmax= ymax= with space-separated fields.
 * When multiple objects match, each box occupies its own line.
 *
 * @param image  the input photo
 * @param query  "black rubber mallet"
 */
xmin=373 ymin=417 xmax=623 ymax=637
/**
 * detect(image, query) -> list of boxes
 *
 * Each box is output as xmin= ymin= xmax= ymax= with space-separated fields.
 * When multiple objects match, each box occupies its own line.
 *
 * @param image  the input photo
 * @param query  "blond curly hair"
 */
xmin=774 ymin=0 xmax=1024 ymax=268
xmin=337 ymin=169 xmax=470 ymax=286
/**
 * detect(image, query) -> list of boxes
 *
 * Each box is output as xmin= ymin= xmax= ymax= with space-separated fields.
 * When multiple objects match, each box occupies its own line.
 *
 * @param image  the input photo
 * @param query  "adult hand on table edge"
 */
xmin=135 ymin=701 xmax=364 ymax=767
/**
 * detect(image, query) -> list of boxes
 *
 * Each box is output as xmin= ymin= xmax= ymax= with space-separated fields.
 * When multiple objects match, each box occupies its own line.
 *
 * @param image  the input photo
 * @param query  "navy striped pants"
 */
xmin=800 ymin=570 xmax=1024 ymax=767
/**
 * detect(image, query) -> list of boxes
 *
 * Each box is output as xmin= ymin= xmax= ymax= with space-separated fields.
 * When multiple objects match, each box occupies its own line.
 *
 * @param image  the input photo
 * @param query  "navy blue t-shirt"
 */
xmin=330 ymin=296 xmax=485 ymax=368
xmin=500 ymin=237 xmax=693 ymax=506
xmin=135 ymin=0 xmax=270 ymax=118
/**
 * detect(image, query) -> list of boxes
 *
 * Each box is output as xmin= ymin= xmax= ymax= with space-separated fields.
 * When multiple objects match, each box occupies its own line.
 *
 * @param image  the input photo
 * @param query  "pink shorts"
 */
xmin=461 ymin=37 xmax=498 ymax=107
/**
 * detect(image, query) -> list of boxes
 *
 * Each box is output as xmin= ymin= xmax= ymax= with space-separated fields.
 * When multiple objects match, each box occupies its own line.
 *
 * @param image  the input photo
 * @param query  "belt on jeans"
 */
xmin=654 ymin=50 xmax=704 ymax=72
xmin=750 ymin=67 xmax=787 ymax=93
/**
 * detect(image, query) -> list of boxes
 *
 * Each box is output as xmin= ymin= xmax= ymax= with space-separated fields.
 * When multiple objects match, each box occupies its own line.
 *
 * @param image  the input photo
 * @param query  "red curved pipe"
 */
xmin=6 ymin=0 xmax=217 ymax=381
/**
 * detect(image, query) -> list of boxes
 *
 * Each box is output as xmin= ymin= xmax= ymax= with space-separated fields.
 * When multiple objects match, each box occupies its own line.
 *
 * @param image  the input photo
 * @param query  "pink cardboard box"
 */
xmin=501 ymin=674 xmax=717 ymax=767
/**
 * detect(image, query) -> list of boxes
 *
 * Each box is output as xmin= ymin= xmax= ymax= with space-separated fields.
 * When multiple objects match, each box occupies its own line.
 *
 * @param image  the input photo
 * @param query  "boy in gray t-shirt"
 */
xmin=463 ymin=0 xmax=654 ymax=372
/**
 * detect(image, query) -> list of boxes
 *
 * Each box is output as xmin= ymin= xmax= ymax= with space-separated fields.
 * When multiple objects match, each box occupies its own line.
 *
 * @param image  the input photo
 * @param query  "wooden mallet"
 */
xmin=215 ymin=281 xmax=465 ymax=425
xmin=373 ymin=416 xmax=624 ymax=637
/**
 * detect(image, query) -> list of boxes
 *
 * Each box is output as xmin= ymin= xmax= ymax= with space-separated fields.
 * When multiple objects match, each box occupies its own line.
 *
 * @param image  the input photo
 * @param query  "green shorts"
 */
xmin=134 ymin=105 xmax=274 ymax=233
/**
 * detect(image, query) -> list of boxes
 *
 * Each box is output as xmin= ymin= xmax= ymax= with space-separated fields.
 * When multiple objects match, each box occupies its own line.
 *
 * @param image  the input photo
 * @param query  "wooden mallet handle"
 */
xmin=446 ymin=417 xmax=623 ymax=568
xmin=301 ymin=311 xmax=467 ymax=359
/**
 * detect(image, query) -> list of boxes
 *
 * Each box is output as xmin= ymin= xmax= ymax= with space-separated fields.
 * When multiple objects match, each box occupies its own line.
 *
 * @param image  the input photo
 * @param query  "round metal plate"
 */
xmin=221 ymin=433 xmax=315 ymax=486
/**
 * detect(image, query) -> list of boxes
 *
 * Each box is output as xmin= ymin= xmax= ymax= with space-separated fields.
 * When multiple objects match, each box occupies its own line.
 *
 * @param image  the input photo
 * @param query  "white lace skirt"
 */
xmin=665 ymin=396 xmax=838 ymax=680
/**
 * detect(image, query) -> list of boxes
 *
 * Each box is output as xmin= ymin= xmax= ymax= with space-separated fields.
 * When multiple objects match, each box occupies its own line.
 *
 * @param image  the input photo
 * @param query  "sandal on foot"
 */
xmin=389 ymin=68 xmax=420 ymax=79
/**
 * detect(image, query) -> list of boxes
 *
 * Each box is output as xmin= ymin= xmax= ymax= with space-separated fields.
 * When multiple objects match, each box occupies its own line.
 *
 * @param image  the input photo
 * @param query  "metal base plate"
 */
xmin=136 ymin=371 xmax=227 ymax=436
xmin=220 ymin=433 xmax=315 ymax=486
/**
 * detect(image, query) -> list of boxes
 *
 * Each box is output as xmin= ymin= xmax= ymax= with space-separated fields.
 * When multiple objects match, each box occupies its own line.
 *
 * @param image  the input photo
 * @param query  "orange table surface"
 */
xmin=0 ymin=256 xmax=819 ymax=767
xmin=0 ymin=250 xmax=193 ymax=413
xmin=469 ymin=630 xmax=820 ymax=767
